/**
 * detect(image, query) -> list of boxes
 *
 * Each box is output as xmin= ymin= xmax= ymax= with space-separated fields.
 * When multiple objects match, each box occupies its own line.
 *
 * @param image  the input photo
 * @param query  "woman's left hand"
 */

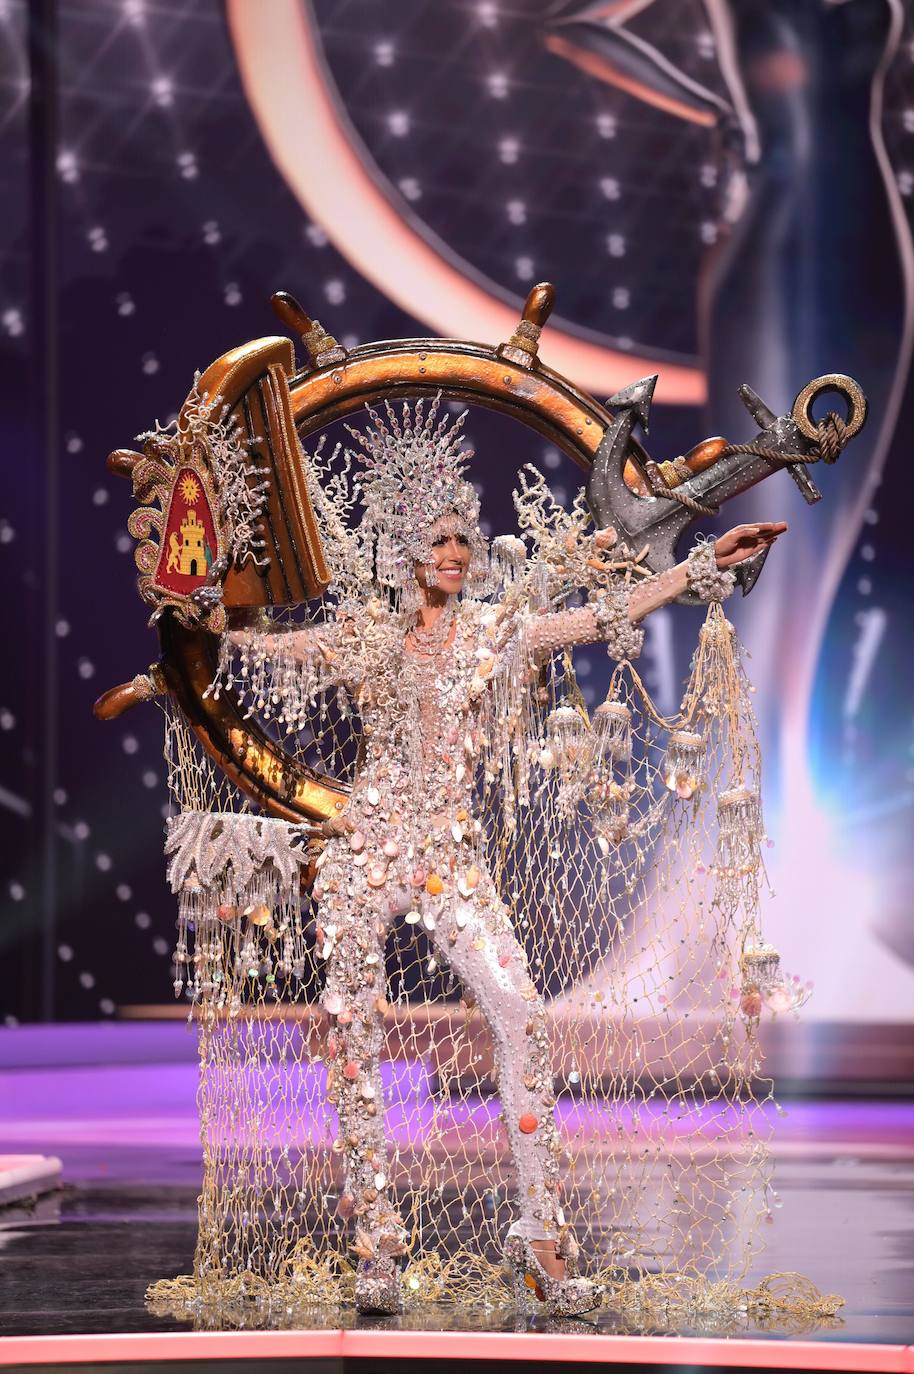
xmin=714 ymin=521 xmax=788 ymax=569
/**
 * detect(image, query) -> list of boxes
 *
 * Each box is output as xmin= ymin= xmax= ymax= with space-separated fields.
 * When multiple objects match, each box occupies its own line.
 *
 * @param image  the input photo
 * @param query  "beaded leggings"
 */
xmin=321 ymin=877 xmax=563 ymax=1252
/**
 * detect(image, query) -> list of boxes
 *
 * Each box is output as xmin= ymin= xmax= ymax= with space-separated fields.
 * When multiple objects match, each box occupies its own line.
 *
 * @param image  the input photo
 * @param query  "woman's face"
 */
xmin=415 ymin=514 xmax=471 ymax=594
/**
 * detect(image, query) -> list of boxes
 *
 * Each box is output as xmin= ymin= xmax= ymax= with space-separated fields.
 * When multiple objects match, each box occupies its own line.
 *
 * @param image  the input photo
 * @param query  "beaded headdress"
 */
xmin=343 ymin=395 xmax=490 ymax=599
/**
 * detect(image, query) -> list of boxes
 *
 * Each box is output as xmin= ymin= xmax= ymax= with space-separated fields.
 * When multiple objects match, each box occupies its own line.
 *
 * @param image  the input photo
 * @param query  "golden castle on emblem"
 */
xmin=166 ymin=506 xmax=208 ymax=578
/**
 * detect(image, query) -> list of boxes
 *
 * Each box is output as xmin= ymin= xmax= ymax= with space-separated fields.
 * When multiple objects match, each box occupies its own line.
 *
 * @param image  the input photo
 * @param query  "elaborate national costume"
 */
xmin=198 ymin=396 xmax=749 ymax=1314
xmin=99 ymin=290 xmax=861 ymax=1327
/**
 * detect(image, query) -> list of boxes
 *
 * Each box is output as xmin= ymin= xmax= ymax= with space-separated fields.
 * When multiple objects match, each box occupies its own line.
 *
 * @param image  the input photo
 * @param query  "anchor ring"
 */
xmin=792 ymin=373 xmax=868 ymax=444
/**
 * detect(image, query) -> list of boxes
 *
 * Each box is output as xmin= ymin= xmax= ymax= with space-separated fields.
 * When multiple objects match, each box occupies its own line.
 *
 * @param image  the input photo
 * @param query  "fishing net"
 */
xmin=148 ymin=596 xmax=838 ymax=1329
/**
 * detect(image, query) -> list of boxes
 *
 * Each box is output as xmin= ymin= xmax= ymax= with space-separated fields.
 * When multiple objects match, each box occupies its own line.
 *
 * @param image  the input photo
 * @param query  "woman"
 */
xmin=225 ymin=399 xmax=783 ymax=1315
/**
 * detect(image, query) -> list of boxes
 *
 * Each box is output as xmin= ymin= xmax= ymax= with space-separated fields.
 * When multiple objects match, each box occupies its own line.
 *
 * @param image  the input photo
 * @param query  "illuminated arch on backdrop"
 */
xmin=225 ymin=0 xmax=705 ymax=406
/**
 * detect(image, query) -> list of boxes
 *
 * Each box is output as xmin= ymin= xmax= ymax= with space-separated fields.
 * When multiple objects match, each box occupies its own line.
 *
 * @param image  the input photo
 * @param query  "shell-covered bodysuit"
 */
xmin=289 ymin=586 xmax=653 ymax=1251
xmin=315 ymin=597 xmax=558 ymax=1249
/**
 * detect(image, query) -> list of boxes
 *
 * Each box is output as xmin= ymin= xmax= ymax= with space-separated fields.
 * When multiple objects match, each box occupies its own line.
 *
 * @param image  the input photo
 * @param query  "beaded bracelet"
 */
xmin=685 ymin=541 xmax=736 ymax=603
xmin=589 ymin=583 xmax=645 ymax=662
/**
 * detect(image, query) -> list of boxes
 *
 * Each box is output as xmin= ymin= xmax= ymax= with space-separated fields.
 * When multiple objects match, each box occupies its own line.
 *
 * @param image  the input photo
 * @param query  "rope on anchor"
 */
xmin=649 ymin=411 xmax=851 ymax=518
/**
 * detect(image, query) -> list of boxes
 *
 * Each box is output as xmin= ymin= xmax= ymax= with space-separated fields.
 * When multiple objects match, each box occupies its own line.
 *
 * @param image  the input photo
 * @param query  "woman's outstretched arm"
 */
xmin=525 ymin=522 xmax=786 ymax=658
xmin=225 ymin=621 xmax=342 ymax=667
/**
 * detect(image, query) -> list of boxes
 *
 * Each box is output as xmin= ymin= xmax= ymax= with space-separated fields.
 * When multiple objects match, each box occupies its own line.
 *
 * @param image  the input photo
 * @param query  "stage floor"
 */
xmin=0 ymin=1024 xmax=912 ymax=1371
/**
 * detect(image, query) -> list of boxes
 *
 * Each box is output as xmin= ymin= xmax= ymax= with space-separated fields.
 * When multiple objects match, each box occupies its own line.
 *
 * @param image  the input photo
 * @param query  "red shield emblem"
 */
xmin=154 ymin=467 xmax=221 ymax=595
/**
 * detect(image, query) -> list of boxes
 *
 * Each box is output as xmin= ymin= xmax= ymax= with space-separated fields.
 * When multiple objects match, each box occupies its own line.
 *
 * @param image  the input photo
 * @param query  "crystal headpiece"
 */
xmin=344 ymin=395 xmax=489 ymax=595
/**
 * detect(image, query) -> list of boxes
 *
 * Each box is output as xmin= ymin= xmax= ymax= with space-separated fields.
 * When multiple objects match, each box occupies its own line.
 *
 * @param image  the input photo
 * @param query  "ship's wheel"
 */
xmin=94 ymin=283 xmax=865 ymax=827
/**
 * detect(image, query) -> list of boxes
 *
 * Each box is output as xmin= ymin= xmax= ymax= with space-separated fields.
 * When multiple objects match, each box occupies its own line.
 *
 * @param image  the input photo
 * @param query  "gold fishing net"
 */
xmin=149 ymin=599 xmax=840 ymax=1328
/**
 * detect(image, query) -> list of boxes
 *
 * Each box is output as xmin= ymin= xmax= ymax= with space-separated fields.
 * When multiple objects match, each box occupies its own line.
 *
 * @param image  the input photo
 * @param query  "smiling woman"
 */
xmin=413 ymin=520 xmax=471 ymax=605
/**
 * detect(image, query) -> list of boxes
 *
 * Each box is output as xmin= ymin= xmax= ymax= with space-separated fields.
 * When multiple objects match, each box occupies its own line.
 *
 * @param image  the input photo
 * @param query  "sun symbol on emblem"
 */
xmin=179 ymin=473 xmax=201 ymax=504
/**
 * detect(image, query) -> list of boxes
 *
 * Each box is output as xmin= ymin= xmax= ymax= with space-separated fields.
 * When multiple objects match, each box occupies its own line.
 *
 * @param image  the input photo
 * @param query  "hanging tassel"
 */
xmin=545 ymin=705 xmax=590 ymax=773
xmin=739 ymin=941 xmax=811 ymax=1018
xmin=712 ymin=785 xmax=763 ymax=910
xmin=662 ymin=729 xmax=705 ymax=801
xmin=591 ymin=700 xmax=632 ymax=767
xmin=489 ymin=534 xmax=527 ymax=593
xmin=544 ymin=704 xmax=590 ymax=821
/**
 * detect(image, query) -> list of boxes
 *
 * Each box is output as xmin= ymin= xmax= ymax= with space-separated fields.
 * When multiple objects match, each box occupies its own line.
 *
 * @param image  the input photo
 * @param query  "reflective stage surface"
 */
xmin=0 ymin=1025 xmax=912 ymax=1366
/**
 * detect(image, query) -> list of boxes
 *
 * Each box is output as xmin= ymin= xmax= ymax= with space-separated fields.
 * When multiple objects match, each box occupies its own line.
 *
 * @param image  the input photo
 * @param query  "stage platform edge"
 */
xmin=0 ymin=1327 xmax=911 ymax=1372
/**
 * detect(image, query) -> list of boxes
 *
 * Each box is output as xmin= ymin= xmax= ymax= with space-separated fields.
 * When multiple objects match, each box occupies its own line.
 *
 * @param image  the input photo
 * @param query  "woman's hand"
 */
xmin=714 ymin=521 xmax=787 ymax=569
xmin=301 ymin=814 xmax=356 ymax=841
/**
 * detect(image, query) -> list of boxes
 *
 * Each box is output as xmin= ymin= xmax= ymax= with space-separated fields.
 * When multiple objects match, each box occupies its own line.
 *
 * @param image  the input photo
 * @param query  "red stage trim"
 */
xmin=0 ymin=1328 xmax=910 ymax=1371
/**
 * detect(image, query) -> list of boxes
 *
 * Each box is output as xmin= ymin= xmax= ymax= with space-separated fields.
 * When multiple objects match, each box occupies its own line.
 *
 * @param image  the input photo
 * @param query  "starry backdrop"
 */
xmin=2 ymin=0 xmax=914 ymax=1024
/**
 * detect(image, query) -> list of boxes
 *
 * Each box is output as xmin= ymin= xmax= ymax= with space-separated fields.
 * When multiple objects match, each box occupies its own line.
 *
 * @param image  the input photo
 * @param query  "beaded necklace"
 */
xmin=405 ymin=598 xmax=457 ymax=660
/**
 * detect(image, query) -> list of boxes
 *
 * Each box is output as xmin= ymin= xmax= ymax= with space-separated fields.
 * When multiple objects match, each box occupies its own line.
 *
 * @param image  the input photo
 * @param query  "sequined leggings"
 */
xmin=321 ymin=879 xmax=562 ymax=1251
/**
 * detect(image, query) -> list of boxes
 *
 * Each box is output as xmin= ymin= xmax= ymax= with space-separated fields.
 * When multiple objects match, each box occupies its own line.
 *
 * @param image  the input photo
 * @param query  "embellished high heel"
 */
xmin=503 ymin=1224 xmax=603 ymax=1318
xmin=355 ymin=1253 xmax=403 ymax=1315
xmin=352 ymin=1228 xmax=407 ymax=1316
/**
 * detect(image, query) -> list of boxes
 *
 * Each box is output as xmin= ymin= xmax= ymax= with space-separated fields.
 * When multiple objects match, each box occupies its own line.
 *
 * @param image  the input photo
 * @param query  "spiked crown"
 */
xmin=343 ymin=395 xmax=490 ymax=594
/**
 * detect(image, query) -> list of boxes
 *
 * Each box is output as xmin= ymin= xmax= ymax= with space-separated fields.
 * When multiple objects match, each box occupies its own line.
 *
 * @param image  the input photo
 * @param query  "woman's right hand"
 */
xmin=303 ymin=813 xmax=355 ymax=840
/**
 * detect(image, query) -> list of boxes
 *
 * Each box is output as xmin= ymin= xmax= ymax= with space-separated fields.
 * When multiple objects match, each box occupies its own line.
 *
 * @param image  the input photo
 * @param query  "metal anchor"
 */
xmin=585 ymin=372 xmax=867 ymax=604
